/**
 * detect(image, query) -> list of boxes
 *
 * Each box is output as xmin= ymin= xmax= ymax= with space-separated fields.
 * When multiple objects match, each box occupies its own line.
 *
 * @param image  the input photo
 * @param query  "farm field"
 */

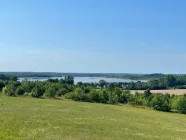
xmin=131 ymin=89 xmax=186 ymax=95
xmin=0 ymin=95 xmax=186 ymax=140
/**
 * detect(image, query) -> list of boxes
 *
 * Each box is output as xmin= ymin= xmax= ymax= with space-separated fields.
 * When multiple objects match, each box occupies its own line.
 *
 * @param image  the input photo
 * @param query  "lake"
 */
xmin=18 ymin=77 xmax=147 ymax=84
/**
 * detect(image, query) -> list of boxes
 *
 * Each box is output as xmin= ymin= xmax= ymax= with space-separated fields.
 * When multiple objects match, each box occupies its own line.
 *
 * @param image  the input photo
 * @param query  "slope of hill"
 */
xmin=0 ymin=95 xmax=186 ymax=140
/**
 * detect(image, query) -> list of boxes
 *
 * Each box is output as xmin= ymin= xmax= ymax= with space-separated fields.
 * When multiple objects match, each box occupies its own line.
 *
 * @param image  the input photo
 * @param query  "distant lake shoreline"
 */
xmin=18 ymin=77 xmax=148 ymax=83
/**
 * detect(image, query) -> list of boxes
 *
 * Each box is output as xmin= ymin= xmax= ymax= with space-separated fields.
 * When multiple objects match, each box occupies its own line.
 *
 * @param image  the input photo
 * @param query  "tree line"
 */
xmin=0 ymin=74 xmax=186 ymax=114
xmin=0 ymin=74 xmax=17 ymax=81
xmin=1 ymin=74 xmax=186 ymax=90
xmin=0 ymin=72 xmax=165 ymax=80
xmin=77 ymin=74 xmax=186 ymax=90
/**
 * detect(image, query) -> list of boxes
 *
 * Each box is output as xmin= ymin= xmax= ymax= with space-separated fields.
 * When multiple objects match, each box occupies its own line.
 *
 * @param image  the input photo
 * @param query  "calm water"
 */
xmin=18 ymin=77 xmax=147 ymax=83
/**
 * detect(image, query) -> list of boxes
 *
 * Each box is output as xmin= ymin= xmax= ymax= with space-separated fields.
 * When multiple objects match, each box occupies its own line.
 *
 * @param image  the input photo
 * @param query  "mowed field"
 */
xmin=0 ymin=95 xmax=186 ymax=140
xmin=131 ymin=89 xmax=186 ymax=95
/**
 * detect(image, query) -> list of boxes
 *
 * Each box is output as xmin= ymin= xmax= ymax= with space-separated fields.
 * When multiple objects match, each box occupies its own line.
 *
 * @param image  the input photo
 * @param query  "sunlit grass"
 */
xmin=0 ymin=94 xmax=186 ymax=140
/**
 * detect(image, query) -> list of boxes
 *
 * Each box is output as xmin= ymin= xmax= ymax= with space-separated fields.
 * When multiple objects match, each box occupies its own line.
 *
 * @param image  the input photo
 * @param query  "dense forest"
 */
xmin=1 ymin=74 xmax=186 ymax=114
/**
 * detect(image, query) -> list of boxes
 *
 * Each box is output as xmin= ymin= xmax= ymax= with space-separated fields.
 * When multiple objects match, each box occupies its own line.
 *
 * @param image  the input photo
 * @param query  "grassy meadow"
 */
xmin=0 ymin=94 xmax=186 ymax=140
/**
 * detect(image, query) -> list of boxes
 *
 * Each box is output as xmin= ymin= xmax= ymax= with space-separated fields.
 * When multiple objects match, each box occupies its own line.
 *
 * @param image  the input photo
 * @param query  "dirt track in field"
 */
xmin=130 ymin=89 xmax=186 ymax=95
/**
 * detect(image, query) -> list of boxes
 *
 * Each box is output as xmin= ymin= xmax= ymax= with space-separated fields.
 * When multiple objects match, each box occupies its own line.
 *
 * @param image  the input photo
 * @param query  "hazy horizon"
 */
xmin=0 ymin=71 xmax=184 ymax=75
xmin=1 ymin=0 xmax=186 ymax=73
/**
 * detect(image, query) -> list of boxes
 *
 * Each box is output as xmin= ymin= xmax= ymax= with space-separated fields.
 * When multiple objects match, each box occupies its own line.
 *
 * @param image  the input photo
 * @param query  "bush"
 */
xmin=44 ymin=87 xmax=56 ymax=98
xmin=108 ymin=92 xmax=119 ymax=104
xmin=56 ymin=88 xmax=69 ymax=97
xmin=175 ymin=95 xmax=186 ymax=114
xmin=151 ymin=94 xmax=171 ymax=112
xmin=2 ymin=87 xmax=7 ymax=94
xmin=144 ymin=89 xmax=151 ymax=98
xmin=67 ymin=88 xmax=88 ymax=101
xmin=87 ymin=89 xmax=100 ymax=102
xmin=15 ymin=87 xmax=25 ymax=96
xmin=22 ymin=81 xmax=35 ymax=93
xmin=0 ymin=80 xmax=5 ymax=90
xmin=114 ymin=88 xmax=123 ymax=96
xmin=119 ymin=90 xmax=131 ymax=104
xmin=129 ymin=92 xmax=146 ymax=106
xmin=99 ymin=89 xmax=110 ymax=103
xmin=64 ymin=92 xmax=74 ymax=99
xmin=2 ymin=84 xmax=16 ymax=96
xmin=31 ymin=86 xmax=43 ymax=98
xmin=23 ymin=92 xmax=30 ymax=96
xmin=145 ymin=94 xmax=154 ymax=107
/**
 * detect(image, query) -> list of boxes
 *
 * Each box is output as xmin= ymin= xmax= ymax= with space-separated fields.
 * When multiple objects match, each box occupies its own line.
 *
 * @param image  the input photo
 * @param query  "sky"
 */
xmin=0 ymin=0 xmax=186 ymax=73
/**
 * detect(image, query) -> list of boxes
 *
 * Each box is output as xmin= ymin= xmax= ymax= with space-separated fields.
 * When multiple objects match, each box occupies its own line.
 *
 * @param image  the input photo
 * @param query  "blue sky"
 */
xmin=0 ymin=0 xmax=186 ymax=73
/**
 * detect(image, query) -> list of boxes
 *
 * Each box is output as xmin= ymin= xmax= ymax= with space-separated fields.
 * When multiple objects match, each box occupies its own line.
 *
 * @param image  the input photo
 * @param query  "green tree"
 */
xmin=129 ymin=92 xmax=146 ymax=106
xmin=73 ymin=87 xmax=87 ymax=101
xmin=64 ymin=76 xmax=74 ymax=85
xmin=44 ymin=87 xmax=56 ymax=98
xmin=56 ymin=88 xmax=69 ymax=97
xmin=2 ymin=84 xmax=16 ymax=96
xmin=151 ymin=94 xmax=171 ymax=112
xmin=165 ymin=75 xmax=176 ymax=87
xmin=158 ymin=78 xmax=166 ymax=89
xmin=47 ymin=78 xmax=59 ymax=83
xmin=119 ymin=90 xmax=131 ymax=103
xmin=77 ymin=82 xmax=83 ymax=86
xmin=88 ymin=89 xmax=100 ymax=102
xmin=114 ymin=87 xmax=122 ymax=96
xmin=99 ymin=89 xmax=109 ymax=103
xmin=99 ymin=80 xmax=106 ymax=88
xmin=22 ymin=80 xmax=35 ymax=93
xmin=128 ymin=82 xmax=135 ymax=90
xmin=108 ymin=92 xmax=119 ymax=104
xmin=9 ymin=75 xmax=18 ymax=81
xmin=135 ymin=81 xmax=142 ymax=90
xmin=148 ymin=80 xmax=159 ymax=90
xmin=15 ymin=87 xmax=25 ymax=96
xmin=0 ymin=80 xmax=5 ymax=90
xmin=175 ymin=95 xmax=186 ymax=114
xmin=31 ymin=86 xmax=43 ymax=98
xmin=144 ymin=89 xmax=151 ymax=98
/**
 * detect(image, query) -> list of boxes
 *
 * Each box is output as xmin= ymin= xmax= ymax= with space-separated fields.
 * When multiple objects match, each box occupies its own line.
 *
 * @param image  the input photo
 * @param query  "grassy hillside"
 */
xmin=0 ymin=95 xmax=186 ymax=140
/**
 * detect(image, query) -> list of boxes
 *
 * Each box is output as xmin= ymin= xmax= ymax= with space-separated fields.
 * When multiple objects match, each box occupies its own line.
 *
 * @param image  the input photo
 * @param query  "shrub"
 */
xmin=144 ymin=89 xmax=151 ymax=98
xmin=108 ymin=92 xmax=119 ymax=104
xmin=0 ymin=80 xmax=5 ymax=90
xmin=2 ymin=84 xmax=16 ymax=96
xmin=23 ymin=92 xmax=30 ymax=96
xmin=99 ymin=89 xmax=110 ymax=103
xmin=114 ymin=88 xmax=123 ymax=96
xmin=44 ymin=87 xmax=56 ymax=98
xmin=84 ymin=87 xmax=91 ymax=94
xmin=2 ymin=87 xmax=7 ymax=94
xmin=22 ymin=81 xmax=35 ymax=93
xmin=171 ymin=95 xmax=179 ymax=110
xmin=56 ymin=88 xmax=69 ymax=97
xmin=64 ymin=92 xmax=75 ymax=99
xmin=119 ymin=90 xmax=131 ymax=104
xmin=75 ymin=88 xmax=88 ymax=101
xmin=151 ymin=94 xmax=171 ymax=112
xmin=175 ymin=95 xmax=186 ymax=114
xmin=31 ymin=86 xmax=43 ymax=98
xmin=129 ymin=92 xmax=146 ymax=106
xmin=145 ymin=94 xmax=154 ymax=107
xmin=15 ymin=87 xmax=25 ymax=96
xmin=87 ymin=89 xmax=100 ymax=102
xmin=67 ymin=88 xmax=88 ymax=101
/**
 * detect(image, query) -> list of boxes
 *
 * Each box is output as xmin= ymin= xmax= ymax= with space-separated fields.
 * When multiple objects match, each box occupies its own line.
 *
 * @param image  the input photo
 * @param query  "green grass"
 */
xmin=0 ymin=95 xmax=186 ymax=140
